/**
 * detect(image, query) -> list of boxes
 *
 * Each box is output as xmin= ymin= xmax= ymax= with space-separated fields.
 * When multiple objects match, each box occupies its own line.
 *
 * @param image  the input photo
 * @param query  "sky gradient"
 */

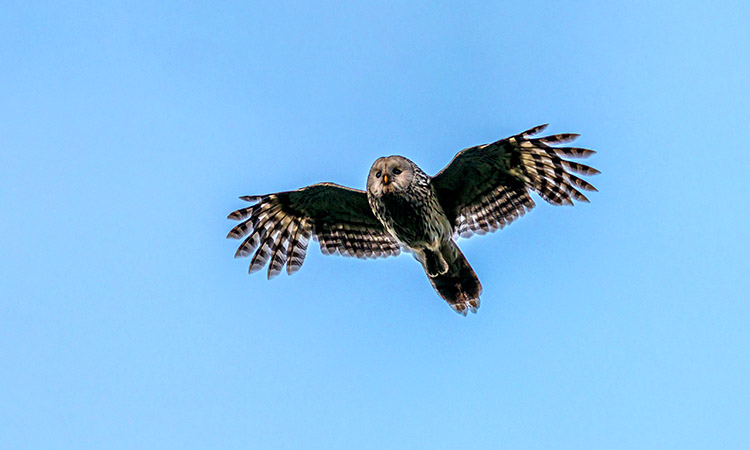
xmin=2 ymin=1 xmax=749 ymax=449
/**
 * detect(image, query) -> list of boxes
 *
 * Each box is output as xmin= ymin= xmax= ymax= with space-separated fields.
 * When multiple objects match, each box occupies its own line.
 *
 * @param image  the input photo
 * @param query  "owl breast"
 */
xmin=368 ymin=183 xmax=451 ymax=249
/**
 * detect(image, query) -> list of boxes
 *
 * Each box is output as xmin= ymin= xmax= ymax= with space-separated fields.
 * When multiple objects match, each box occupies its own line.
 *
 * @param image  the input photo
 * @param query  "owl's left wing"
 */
xmin=432 ymin=124 xmax=599 ymax=238
xmin=227 ymin=182 xmax=400 ymax=279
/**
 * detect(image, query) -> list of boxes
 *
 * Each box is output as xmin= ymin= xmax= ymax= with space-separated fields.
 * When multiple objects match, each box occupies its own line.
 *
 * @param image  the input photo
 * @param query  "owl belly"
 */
xmin=370 ymin=192 xmax=450 ymax=249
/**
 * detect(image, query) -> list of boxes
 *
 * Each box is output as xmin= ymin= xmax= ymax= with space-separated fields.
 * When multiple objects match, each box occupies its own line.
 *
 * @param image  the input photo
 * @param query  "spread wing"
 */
xmin=432 ymin=124 xmax=600 ymax=238
xmin=227 ymin=182 xmax=401 ymax=278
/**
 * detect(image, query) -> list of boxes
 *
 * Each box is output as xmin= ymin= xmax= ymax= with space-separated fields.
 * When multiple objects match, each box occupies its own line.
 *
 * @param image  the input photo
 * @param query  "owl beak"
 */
xmin=383 ymin=174 xmax=390 ymax=185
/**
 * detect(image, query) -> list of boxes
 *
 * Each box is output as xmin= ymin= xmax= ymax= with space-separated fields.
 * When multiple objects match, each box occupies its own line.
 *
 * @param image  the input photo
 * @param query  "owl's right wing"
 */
xmin=432 ymin=124 xmax=599 ymax=238
xmin=227 ymin=182 xmax=401 ymax=278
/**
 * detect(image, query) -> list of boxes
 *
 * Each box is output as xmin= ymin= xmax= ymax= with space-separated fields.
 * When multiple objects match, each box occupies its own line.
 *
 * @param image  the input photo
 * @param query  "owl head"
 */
xmin=367 ymin=156 xmax=415 ymax=197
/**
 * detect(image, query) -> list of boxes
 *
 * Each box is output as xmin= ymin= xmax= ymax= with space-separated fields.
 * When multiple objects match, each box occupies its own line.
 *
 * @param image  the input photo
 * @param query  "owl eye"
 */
xmin=375 ymin=171 xmax=381 ymax=178
xmin=393 ymin=168 xmax=402 ymax=175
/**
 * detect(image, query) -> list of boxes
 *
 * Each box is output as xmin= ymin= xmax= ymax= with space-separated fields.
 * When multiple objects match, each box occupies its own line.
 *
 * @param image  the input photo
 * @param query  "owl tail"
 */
xmin=425 ymin=240 xmax=482 ymax=315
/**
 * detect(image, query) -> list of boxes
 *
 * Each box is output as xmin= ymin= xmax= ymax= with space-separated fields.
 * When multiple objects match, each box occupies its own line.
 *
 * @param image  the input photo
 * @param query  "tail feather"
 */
xmin=425 ymin=241 xmax=482 ymax=315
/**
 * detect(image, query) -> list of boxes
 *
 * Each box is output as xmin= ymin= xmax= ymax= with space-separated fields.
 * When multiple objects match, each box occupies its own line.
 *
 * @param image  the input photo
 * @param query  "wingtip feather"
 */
xmin=541 ymin=133 xmax=580 ymax=144
xmin=522 ymin=123 xmax=549 ymax=137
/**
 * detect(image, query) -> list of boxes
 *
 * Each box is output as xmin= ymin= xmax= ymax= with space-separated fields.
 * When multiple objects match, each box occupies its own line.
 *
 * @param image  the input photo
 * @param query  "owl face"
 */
xmin=367 ymin=156 xmax=415 ymax=197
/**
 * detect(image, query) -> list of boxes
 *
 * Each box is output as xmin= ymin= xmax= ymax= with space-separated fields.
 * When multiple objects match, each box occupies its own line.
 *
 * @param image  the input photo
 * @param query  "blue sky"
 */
xmin=1 ymin=1 xmax=748 ymax=449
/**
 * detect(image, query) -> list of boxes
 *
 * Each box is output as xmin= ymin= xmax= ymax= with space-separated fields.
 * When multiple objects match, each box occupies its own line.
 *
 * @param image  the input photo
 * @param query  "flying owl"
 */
xmin=227 ymin=124 xmax=599 ymax=314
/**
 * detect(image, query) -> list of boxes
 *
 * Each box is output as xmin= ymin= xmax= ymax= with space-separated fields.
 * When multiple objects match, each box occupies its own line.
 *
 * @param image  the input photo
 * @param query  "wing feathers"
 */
xmin=562 ymin=160 xmax=601 ymax=176
xmin=433 ymin=125 xmax=598 ymax=237
xmin=315 ymin=224 xmax=400 ymax=258
xmin=249 ymin=213 xmax=289 ymax=274
xmin=227 ymin=204 xmax=259 ymax=221
xmin=286 ymin=220 xmax=311 ymax=275
xmin=228 ymin=183 xmax=399 ymax=276
xmin=266 ymin=214 xmax=295 ymax=279
xmin=232 ymin=204 xmax=282 ymax=257
xmin=455 ymin=186 xmax=535 ymax=238
xmin=521 ymin=123 xmax=549 ymax=137
xmin=553 ymin=147 xmax=597 ymax=158
xmin=566 ymin=172 xmax=599 ymax=192
xmin=534 ymin=133 xmax=580 ymax=145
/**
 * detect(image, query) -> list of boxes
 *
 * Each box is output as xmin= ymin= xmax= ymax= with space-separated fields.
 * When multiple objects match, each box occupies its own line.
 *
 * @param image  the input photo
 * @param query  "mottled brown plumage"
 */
xmin=227 ymin=124 xmax=599 ymax=315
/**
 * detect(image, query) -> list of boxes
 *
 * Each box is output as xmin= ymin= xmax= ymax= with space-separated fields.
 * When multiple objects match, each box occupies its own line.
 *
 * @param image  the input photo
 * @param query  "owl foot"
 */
xmin=423 ymin=249 xmax=449 ymax=277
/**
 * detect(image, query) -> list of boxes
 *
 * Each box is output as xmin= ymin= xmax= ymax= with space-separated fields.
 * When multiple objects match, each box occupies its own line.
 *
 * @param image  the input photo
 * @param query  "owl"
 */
xmin=227 ymin=124 xmax=598 ymax=314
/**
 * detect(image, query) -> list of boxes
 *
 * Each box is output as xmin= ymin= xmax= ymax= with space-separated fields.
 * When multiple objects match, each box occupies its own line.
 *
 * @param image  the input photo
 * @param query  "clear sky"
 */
xmin=2 ymin=1 xmax=748 ymax=449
